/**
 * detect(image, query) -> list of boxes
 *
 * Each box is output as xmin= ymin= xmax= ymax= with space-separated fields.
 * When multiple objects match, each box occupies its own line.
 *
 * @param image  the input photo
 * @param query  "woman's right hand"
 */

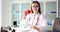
xmin=32 ymin=26 xmax=40 ymax=31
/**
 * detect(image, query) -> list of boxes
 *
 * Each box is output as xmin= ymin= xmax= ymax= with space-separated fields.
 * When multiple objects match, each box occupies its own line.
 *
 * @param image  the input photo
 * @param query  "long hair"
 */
xmin=31 ymin=1 xmax=41 ymax=14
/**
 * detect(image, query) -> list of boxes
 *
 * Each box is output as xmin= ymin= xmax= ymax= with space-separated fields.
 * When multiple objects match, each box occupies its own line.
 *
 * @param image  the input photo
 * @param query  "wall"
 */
xmin=2 ymin=0 xmax=10 ymax=27
xmin=0 ymin=0 xmax=1 ymax=28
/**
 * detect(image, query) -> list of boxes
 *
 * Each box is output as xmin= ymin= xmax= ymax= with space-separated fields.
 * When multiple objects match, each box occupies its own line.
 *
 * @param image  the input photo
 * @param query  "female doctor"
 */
xmin=20 ymin=1 xmax=47 ymax=32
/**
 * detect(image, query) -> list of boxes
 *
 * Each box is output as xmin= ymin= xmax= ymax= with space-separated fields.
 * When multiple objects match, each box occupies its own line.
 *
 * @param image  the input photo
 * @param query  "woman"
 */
xmin=20 ymin=1 xmax=47 ymax=32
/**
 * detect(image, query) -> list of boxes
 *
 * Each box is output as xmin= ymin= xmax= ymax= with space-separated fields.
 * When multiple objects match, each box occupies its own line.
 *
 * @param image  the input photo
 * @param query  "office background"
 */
xmin=1 ymin=0 xmax=60 ymax=32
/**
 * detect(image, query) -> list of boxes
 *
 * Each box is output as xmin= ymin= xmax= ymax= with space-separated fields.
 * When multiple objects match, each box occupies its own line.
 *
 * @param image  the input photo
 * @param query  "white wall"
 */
xmin=2 ymin=0 xmax=10 ymax=27
xmin=0 ymin=0 xmax=1 ymax=28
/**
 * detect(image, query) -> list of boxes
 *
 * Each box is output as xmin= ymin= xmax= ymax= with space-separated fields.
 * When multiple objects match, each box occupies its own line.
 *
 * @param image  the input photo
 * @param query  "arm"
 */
xmin=37 ymin=15 xmax=47 ymax=31
xmin=32 ymin=14 xmax=47 ymax=31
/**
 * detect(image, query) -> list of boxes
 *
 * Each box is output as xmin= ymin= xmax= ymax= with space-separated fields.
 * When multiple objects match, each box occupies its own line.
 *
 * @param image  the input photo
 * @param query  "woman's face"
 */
xmin=32 ymin=3 xmax=39 ymax=12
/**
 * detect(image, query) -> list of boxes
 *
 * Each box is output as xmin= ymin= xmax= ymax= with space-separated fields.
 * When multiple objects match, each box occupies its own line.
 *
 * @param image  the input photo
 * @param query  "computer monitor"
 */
xmin=52 ymin=18 xmax=60 ymax=32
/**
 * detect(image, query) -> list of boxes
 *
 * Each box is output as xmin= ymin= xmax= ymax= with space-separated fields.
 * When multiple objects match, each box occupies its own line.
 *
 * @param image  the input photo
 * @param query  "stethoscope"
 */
xmin=29 ymin=14 xmax=40 ymax=26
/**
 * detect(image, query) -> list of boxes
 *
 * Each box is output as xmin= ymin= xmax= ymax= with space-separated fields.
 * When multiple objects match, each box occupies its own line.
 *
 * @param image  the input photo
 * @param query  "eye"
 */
xmin=32 ymin=6 xmax=39 ymax=8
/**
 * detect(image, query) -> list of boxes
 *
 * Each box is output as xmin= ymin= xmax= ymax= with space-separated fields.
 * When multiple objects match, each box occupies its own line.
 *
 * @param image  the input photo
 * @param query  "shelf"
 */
xmin=20 ymin=0 xmax=31 ymax=3
xmin=11 ymin=0 xmax=19 ymax=3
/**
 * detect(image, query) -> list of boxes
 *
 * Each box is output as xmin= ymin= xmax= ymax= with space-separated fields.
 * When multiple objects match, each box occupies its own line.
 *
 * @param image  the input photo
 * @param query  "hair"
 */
xmin=31 ymin=1 xmax=41 ymax=14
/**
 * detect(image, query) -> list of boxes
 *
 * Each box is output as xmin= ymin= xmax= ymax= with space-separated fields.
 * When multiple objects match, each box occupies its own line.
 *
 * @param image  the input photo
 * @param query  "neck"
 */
xmin=34 ymin=11 xmax=38 ymax=15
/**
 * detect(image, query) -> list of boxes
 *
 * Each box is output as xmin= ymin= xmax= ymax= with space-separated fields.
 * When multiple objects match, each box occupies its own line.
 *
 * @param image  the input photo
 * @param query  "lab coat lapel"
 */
xmin=32 ymin=13 xmax=40 ymax=26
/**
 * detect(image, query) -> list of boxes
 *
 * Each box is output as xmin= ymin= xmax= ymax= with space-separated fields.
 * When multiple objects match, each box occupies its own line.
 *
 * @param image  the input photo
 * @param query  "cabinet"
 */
xmin=11 ymin=0 xmax=20 ymax=27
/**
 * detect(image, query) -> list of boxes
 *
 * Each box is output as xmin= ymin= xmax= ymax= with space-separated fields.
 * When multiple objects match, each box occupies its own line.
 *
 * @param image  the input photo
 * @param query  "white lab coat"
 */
xmin=20 ymin=13 xmax=47 ymax=32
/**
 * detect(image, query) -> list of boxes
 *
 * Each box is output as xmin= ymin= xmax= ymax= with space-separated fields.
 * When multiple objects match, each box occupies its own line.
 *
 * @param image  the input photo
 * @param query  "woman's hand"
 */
xmin=32 ymin=26 xmax=40 ymax=31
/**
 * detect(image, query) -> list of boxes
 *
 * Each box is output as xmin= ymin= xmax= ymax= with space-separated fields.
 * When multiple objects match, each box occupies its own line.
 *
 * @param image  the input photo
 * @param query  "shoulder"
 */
xmin=26 ymin=13 xmax=33 ymax=18
xmin=38 ymin=14 xmax=46 ymax=22
xmin=39 ymin=14 xmax=45 ymax=17
xmin=38 ymin=14 xmax=46 ymax=20
xmin=26 ymin=13 xmax=32 ymax=17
